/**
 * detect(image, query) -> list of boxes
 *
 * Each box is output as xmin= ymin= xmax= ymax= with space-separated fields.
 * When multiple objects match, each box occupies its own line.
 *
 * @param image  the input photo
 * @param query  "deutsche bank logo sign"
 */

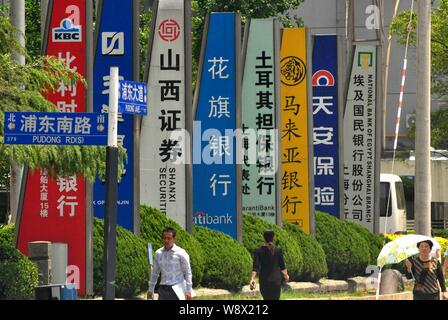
xmin=102 ymin=32 xmax=124 ymax=55
xmin=52 ymin=18 xmax=82 ymax=42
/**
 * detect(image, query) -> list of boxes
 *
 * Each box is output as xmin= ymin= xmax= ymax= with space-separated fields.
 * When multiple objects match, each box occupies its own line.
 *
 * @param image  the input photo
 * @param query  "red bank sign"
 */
xmin=17 ymin=0 xmax=89 ymax=295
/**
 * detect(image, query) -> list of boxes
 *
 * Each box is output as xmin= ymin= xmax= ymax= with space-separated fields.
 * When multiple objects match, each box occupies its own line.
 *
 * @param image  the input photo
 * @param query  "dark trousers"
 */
xmin=413 ymin=292 xmax=440 ymax=300
xmin=260 ymin=281 xmax=281 ymax=300
xmin=157 ymin=285 xmax=179 ymax=300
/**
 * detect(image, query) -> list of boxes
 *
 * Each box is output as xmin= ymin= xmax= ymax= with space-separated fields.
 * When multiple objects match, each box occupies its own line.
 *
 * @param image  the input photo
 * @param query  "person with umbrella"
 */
xmin=405 ymin=240 xmax=448 ymax=300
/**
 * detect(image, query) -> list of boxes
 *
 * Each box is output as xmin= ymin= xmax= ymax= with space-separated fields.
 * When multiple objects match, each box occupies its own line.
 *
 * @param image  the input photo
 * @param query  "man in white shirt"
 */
xmin=147 ymin=227 xmax=193 ymax=300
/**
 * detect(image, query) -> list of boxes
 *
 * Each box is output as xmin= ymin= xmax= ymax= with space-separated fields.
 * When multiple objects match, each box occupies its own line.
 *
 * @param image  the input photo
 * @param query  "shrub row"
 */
xmin=0 ymin=226 xmax=38 ymax=300
xmin=0 ymin=206 xmax=398 ymax=298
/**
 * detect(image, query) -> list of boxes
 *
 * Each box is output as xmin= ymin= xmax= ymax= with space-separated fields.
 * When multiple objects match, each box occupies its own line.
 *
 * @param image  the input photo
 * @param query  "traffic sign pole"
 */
xmin=103 ymin=66 xmax=119 ymax=300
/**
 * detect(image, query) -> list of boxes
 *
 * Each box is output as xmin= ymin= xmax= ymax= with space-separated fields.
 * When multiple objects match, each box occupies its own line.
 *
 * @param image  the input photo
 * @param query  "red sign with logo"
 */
xmin=17 ymin=0 xmax=88 ymax=295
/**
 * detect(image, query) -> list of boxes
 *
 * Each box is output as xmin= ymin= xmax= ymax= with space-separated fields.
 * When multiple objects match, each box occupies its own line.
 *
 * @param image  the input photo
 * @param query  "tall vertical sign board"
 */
xmin=140 ymin=0 xmax=188 ymax=228
xmin=241 ymin=19 xmax=279 ymax=224
xmin=312 ymin=35 xmax=340 ymax=218
xmin=343 ymin=45 xmax=377 ymax=232
xmin=16 ymin=0 xmax=91 ymax=295
xmin=280 ymin=28 xmax=313 ymax=234
xmin=93 ymin=0 xmax=135 ymax=231
xmin=193 ymin=13 xmax=240 ymax=239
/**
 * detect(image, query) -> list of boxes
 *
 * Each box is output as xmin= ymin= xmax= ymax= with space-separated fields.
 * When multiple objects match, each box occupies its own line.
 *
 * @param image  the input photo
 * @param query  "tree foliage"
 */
xmin=0 ymin=9 xmax=125 ymax=182
xmin=390 ymin=0 xmax=448 ymax=98
xmin=406 ymin=106 xmax=448 ymax=149
xmin=25 ymin=0 xmax=41 ymax=60
xmin=191 ymin=0 xmax=304 ymax=73
xmin=390 ymin=1 xmax=448 ymax=149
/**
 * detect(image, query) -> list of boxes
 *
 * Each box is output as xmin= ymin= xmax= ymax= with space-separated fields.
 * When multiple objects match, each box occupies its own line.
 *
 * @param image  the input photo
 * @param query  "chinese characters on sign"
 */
xmin=280 ymin=28 xmax=312 ymax=234
xmin=118 ymin=80 xmax=148 ymax=115
xmin=241 ymin=19 xmax=278 ymax=224
xmin=4 ymin=112 xmax=107 ymax=145
xmin=17 ymin=0 xmax=89 ymax=295
xmin=193 ymin=13 xmax=239 ymax=239
xmin=312 ymin=35 xmax=340 ymax=218
xmin=93 ymin=0 xmax=135 ymax=231
xmin=343 ymin=46 xmax=377 ymax=232
xmin=141 ymin=0 xmax=187 ymax=228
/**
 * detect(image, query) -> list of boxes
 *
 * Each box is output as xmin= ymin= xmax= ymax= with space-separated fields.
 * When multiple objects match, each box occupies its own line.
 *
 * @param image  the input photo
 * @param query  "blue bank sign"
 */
xmin=312 ymin=35 xmax=340 ymax=218
xmin=4 ymin=112 xmax=107 ymax=145
xmin=193 ymin=13 xmax=240 ymax=239
xmin=93 ymin=0 xmax=135 ymax=231
xmin=118 ymin=80 xmax=147 ymax=115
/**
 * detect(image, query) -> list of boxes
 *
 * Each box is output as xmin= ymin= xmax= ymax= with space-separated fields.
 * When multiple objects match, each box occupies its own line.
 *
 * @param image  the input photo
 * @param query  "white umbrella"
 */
xmin=377 ymin=234 xmax=440 ymax=268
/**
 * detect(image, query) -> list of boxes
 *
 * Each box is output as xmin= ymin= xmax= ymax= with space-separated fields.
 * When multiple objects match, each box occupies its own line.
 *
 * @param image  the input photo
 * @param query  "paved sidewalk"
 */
xmin=133 ymin=276 xmax=414 ymax=300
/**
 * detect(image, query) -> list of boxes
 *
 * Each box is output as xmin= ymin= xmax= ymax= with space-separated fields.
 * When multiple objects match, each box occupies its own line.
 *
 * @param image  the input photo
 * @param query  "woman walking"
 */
xmin=405 ymin=240 xmax=448 ymax=300
xmin=250 ymin=230 xmax=289 ymax=300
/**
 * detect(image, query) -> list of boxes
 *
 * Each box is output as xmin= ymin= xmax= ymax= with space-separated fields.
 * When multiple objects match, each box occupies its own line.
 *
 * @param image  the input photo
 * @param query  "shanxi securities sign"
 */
xmin=16 ymin=0 xmax=90 ymax=295
xmin=141 ymin=0 xmax=187 ymax=228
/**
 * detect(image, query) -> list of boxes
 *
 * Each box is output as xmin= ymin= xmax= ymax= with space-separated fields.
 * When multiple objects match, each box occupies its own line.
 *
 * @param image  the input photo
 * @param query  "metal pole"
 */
xmin=184 ymin=0 xmax=193 ymax=234
xmin=414 ymin=0 xmax=431 ymax=236
xmin=103 ymin=67 xmax=119 ymax=300
xmin=10 ymin=0 xmax=25 ymax=65
xmin=9 ymin=0 xmax=25 ymax=224
xmin=375 ymin=0 xmax=384 ymax=234
xmin=346 ymin=0 xmax=355 ymax=65
xmin=306 ymin=29 xmax=315 ymax=235
xmin=41 ymin=0 xmax=49 ymax=40
xmin=85 ymin=0 xmax=94 ymax=297
xmin=274 ymin=19 xmax=282 ymax=227
xmin=235 ymin=13 xmax=242 ymax=243
xmin=337 ymin=0 xmax=347 ymax=220
xmin=133 ymin=0 xmax=140 ymax=235
xmin=382 ymin=0 xmax=401 ymax=152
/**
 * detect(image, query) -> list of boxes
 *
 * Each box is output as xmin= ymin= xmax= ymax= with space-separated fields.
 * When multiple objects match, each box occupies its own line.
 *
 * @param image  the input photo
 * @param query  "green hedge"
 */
xmin=242 ymin=214 xmax=303 ymax=280
xmin=193 ymin=226 xmax=252 ymax=291
xmin=433 ymin=229 xmax=448 ymax=239
xmin=0 ymin=224 xmax=14 ymax=245
xmin=0 ymin=241 xmax=38 ymax=299
xmin=93 ymin=218 xmax=149 ymax=297
xmin=315 ymin=212 xmax=371 ymax=279
xmin=344 ymin=220 xmax=383 ymax=266
xmin=139 ymin=205 xmax=205 ymax=286
xmin=283 ymin=222 xmax=327 ymax=282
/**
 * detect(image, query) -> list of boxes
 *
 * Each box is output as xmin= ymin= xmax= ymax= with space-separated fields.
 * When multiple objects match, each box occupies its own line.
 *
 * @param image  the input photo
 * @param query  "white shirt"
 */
xmin=148 ymin=244 xmax=193 ymax=293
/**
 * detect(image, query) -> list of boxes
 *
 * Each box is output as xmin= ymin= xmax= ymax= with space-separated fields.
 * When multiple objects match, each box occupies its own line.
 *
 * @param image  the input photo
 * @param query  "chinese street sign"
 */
xmin=118 ymin=80 xmax=148 ymax=115
xmin=4 ymin=112 xmax=107 ymax=145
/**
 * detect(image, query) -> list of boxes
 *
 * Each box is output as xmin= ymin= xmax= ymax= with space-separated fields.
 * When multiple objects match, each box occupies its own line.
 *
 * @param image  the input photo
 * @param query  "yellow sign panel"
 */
xmin=280 ymin=28 xmax=311 ymax=234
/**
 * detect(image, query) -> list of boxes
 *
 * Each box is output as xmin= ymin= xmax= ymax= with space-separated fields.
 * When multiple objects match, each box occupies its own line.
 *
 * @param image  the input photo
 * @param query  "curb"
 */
xmin=192 ymin=276 xmax=411 ymax=300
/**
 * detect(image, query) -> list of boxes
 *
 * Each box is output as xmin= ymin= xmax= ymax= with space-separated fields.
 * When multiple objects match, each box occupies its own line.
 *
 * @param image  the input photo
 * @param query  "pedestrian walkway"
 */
xmin=133 ymin=276 xmax=414 ymax=300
